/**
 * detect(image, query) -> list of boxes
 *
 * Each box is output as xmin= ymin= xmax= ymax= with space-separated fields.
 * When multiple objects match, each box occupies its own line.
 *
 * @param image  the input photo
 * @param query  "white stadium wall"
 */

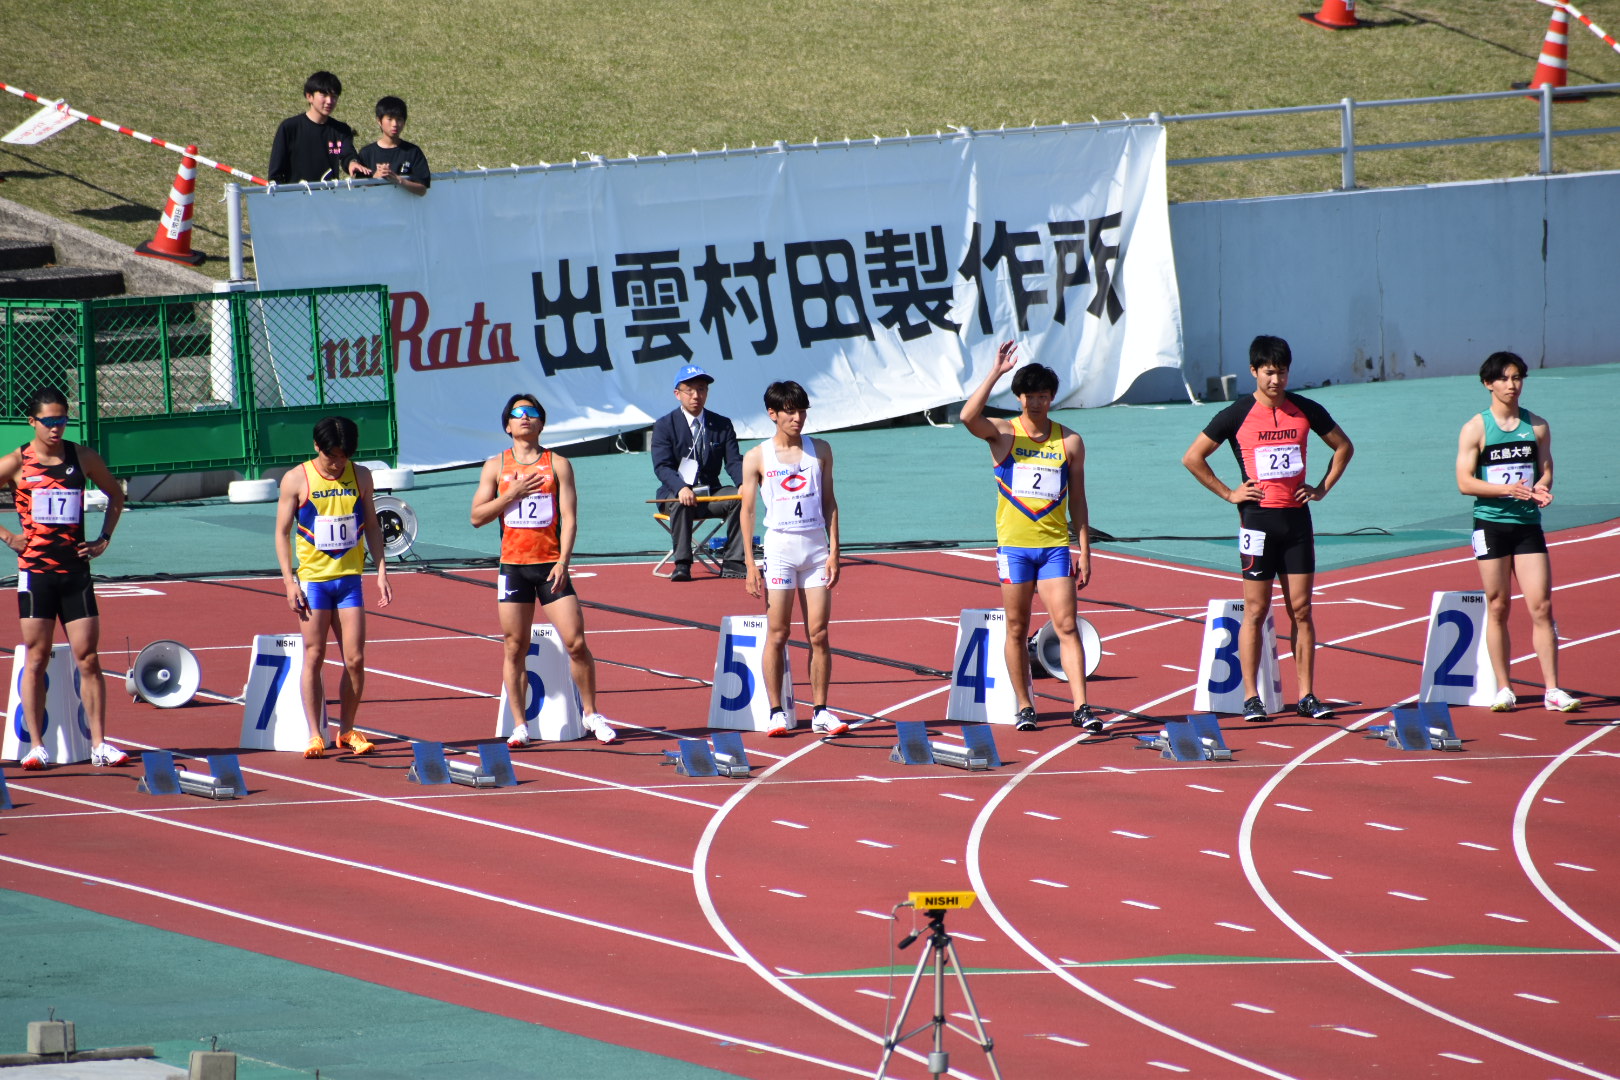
xmin=1164 ymin=169 xmax=1620 ymax=397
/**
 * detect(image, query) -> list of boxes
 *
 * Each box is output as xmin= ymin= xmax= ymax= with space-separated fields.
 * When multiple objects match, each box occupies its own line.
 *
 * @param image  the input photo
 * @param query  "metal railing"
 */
xmin=1156 ymin=82 xmax=1620 ymax=191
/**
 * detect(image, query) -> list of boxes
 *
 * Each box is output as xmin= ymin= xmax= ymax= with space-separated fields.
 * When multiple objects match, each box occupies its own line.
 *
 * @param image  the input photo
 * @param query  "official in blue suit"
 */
xmin=652 ymin=364 xmax=746 ymax=581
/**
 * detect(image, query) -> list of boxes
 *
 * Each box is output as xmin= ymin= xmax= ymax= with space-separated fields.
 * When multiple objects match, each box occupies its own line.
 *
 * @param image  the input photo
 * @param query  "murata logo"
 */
xmin=778 ymin=473 xmax=808 ymax=492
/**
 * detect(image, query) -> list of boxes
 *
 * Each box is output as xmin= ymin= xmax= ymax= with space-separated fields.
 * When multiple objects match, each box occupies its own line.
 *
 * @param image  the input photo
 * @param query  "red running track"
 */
xmin=2 ymin=522 xmax=1617 ymax=1079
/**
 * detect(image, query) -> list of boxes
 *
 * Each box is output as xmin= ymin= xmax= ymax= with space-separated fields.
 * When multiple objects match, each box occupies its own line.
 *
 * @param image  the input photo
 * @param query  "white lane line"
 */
xmin=1512 ymin=722 xmax=1620 ymax=953
xmin=5 ymin=783 xmax=729 ymax=959
xmin=688 ymin=689 xmax=983 ymax=1080
xmin=0 ymin=853 xmax=854 ymax=1075
xmin=1365 ymin=822 xmax=1405 ymax=832
xmin=857 ymin=839 xmax=892 ymax=849
xmin=1273 ymin=803 xmax=1312 ymax=812
xmin=1236 ymin=699 xmax=1620 ymax=1080
xmin=1389 ymin=892 xmax=1429 ymax=902
xmin=1188 ymin=784 xmax=1224 ymax=793
xmin=1294 ymin=870 xmax=1332 ymax=880
xmin=1257 ymin=741 xmax=1293 ymax=749
xmin=962 ymin=687 xmax=1304 ymax=1078
xmin=1113 ymin=830 xmax=1153 ymax=839
xmin=1201 ymin=850 xmax=1232 ymax=859
xmin=1412 ymin=968 xmax=1454 ymax=980
xmin=1136 ymin=978 xmax=1176 ymax=989
xmin=1044 ymin=1035 xmax=1089 ymax=1048
xmin=1233 ymin=1003 xmax=1274 ymax=1014
xmin=1485 ymin=913 xmax=1529 ymax=924
xmin=1025 ymin=811 xmax=1060 ymax=820
xmin=940 ymin=793 xmax=975 ymax=802
xmin=107 ymin=737 xmax=691 ymax=872
xmin=769 ymin=889 xmax=806 ymax=898
xmin=1334 ymin=1028 xmax=1378 ymax=1039
xmin=1556 ymin=863 xmax=1595 ymax=872
xmin=1515 ymin=993 xmax=1559 ymax=1004
xmin=1216 ymin=922 xmax=1257 ymax=932
xmin=1439 ymin=1051 xmax=1484 ymax=1063
xmin=1434 ymin=776 xmax=1471 ymax=785
xmin=1460 ymin=842 xmax=1499 ymax=851
xmin=1032 ymin=879 xmax=1070 ymax=889
xmin=1123 ymin=900 xmax=1162 ymax=910
xmin=774 ymin=820 xmax=808 ymax=829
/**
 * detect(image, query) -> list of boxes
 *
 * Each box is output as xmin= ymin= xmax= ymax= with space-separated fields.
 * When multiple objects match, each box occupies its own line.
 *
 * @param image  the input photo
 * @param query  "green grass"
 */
xmin=4 ymin=0 xmax=1620 ymax=278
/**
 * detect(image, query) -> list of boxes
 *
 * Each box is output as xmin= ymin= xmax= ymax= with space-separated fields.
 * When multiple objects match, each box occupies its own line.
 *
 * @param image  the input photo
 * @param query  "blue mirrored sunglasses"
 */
xmin=33 ymin=415 xmax=71 ymax=428
xmin=509 ymin=405 xmax=541 ymax=419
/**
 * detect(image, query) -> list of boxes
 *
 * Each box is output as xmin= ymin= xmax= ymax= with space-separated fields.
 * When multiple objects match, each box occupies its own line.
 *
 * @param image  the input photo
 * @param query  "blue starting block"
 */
xmin=1135 ymin=714 xmax=1234 ymax=762
xmin=664 ymin=739 xmax=719 ymax=777
xmin=710 ymin=731 xmax=752 ymax=777
xmin=663 ymin=733 xmax=753 ymax=778
xmin=889 ymin=720 xmax=998 ymax=770
xmin=1366 ymin=703 xmax=1461 ymax=752
xmin=0 ymin=767 xmax=13 ymax=810
xmin=137 ymin=751 xmax=244 ymax=799
xmin=407 ymin=741 xmax=511 ymax=787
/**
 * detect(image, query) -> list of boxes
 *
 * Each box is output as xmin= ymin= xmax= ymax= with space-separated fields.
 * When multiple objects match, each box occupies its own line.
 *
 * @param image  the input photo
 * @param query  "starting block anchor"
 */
xmin=1366 ymin=703 xmax=1462 ymax=752
xmin=1136 ymin=715 xmax=1233 ymax=762
xmin=888 ymin=720 xmax=997 ymax=771
xmin=406 ymin=741 xmax=509 ymax=787
xmin=137 ymin=751 xmax=244 ymax=799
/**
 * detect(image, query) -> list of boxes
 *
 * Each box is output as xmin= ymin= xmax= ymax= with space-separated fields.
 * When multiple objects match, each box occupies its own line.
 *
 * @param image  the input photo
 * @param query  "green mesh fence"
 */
xmin=0 ymin=285 xmax=395 ymax=477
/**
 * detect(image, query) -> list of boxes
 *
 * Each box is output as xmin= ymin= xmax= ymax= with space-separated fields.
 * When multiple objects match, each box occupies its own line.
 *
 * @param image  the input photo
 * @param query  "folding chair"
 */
xmin=652 ymin=511 xmax=727 ymax=578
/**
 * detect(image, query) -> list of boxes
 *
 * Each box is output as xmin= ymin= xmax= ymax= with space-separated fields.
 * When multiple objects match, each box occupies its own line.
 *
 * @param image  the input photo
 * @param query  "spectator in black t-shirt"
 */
xmin=268 ymin=71 xmax=369 ymax=184
xmin=357 ymin=96 xmax=430 ymax=196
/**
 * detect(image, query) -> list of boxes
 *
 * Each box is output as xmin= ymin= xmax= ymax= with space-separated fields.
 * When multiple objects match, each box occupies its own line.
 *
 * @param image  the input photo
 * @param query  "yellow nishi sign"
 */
xmin=908 ymin=891 xmax=976 ymax=910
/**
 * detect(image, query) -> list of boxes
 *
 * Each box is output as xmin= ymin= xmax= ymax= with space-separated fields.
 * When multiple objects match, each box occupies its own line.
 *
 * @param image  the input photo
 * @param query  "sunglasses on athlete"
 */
xmin=509 ymin=405 xmax=541 ymax=419
xmin=33 ymin=415 xmax=71 ymax=428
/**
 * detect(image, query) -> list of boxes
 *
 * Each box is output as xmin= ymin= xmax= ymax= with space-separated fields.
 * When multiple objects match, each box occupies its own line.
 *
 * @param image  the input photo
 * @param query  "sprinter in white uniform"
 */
xmin=739 ymin=380 xmax=846 ymax=737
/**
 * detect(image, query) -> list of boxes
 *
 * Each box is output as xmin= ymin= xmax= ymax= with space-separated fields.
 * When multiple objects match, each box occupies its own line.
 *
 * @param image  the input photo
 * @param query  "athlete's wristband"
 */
xmin=96 ymin=532 xmax=112 ymax=544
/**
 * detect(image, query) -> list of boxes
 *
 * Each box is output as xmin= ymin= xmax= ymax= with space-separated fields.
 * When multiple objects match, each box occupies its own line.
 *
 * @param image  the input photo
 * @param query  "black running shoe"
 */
xmin=1296 ymin=693 xmax=1334 ymax=719
xmin=1242 ymin=696 xmax=1270 ymax=723
xmin=1072 ymin=704 xmax=1104 ymax=733
xmin=1014 ymin=707 xmax=1037 ymax=731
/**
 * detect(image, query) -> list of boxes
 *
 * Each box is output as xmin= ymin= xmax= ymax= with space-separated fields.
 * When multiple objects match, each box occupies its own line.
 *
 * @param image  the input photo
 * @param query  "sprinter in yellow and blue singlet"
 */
xmin=274 ymin=416 xmax=392 ymax=759
xmin=961 ymin=343 xmax=1098 ymax=733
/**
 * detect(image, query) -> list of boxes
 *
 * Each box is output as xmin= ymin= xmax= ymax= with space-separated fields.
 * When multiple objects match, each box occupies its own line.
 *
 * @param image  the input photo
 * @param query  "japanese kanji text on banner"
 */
xmin=247 ymin=123 xmax=1184 ymax=469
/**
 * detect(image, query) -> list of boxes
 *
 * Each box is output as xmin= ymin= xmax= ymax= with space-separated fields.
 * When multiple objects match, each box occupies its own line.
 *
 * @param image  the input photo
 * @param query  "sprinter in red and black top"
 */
xmin=1182 ymin=336 xmax=1355 ymax=723
xmin=0 ymin=387 xmax=129 ymax=769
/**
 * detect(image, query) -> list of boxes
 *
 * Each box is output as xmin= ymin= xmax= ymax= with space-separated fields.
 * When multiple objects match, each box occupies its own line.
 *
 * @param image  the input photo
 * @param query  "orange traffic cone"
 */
xmin=1519 ymin=6 xmax=1583 ymax=98
xmin=135 ymin=145 xmax=205 ymax=266
xmin=1301 ymin=0 xmax=1359 ymax=29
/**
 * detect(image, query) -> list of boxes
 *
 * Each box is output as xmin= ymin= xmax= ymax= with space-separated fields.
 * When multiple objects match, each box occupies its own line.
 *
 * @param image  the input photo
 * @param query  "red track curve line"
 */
xmin=1235 ymin=706 xmax=1620 ymax=1080
xmin=1512 ymin=722 xmax=1620 ymax=952
xmin=0 ymin=853 xmax=858 ymax=1074
xmin=7 ymin=781 xmax=735 ymax=962
xmin=111 ymin=736 xmax=693 ymax=873
xmin=689 ymin=705 xmax=974 ymax=1080
xmin=962 ymin=687 xmax=1302 ymax=1080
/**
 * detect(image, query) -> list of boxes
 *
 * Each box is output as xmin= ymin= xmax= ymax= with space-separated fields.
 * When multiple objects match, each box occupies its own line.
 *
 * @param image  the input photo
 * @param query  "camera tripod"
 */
xmin=874 ymin=907 xmax=1002 ymax=1079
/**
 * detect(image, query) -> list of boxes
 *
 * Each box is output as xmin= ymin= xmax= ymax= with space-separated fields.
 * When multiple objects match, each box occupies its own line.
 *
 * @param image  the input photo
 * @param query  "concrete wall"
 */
xmin=1168 ymin=170 xmax=1620 ymax=395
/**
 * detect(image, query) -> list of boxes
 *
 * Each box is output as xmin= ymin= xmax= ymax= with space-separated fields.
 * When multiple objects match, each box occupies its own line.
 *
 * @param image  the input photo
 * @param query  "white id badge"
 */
xmin=32 ymin=488 xmax=82 ymax=525
xmin=1484 ymin=462 xmax=1533 ymax=487
xmin=503 ymin=493 xmax=555 ymax=529
xmin=1471 ymin=529 xmax=1488 ymax=558
xmin=1239 ymin=527 xmax=1266 ymax=556
xmin=678 ymin=458 xmax=698 ymax=486
xmin=314 ymin=513 xmax=357 ymax=552
xmin=1253 ymin=443 xmax=1303 ymax=481
xmin=1010 ymin=461 xmax=1062 ymax=500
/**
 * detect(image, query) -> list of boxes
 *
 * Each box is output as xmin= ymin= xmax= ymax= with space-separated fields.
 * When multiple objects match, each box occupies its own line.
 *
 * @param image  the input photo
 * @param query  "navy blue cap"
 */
xmin=673 ymin=363 xmax=714 ymax=389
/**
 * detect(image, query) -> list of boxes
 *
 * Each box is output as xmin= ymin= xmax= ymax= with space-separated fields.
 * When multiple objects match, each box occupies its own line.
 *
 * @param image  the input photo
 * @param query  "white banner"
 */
xmin=248 ymin=125 xmax=1184 ymax=469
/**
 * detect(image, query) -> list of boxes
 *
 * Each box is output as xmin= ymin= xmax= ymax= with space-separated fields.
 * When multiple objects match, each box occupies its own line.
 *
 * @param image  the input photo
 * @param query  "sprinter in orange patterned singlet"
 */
xmin=471 ymin=393 xmax=617 ymax=748
xmin=0 ymin=386 xmax=129 ymax=770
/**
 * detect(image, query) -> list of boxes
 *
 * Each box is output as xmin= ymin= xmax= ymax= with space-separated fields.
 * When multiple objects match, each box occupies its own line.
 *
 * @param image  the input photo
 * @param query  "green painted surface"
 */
xmin=0 ymin=890 xmax=741 ymax=1080
xmin=41 ymin=362 xmax=1620 ymax=584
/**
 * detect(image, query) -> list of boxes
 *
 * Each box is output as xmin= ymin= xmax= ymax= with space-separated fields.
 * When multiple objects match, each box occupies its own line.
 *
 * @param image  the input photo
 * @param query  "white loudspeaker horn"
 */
xmin=127 ymin=640 xmax=201 ymax=708
xmin=373 ymin=495 xmax=418 ymax=560
xmin=1028 ymin=618 xmax=1103 ymax=682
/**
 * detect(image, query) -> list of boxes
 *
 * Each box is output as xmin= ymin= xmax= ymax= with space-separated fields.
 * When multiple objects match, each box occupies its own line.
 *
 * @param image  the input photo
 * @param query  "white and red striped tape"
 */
xmin=0 ymin=79 xmax=267 ymax=186
xmin=1536 ymin=0 xmax=1620 ymax=56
